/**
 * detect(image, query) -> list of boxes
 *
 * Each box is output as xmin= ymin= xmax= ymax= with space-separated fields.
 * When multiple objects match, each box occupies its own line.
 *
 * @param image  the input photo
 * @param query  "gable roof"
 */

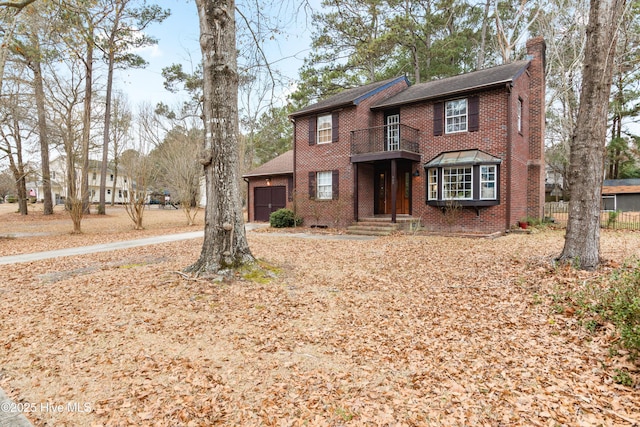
xmin=243 ymin=150 xmax=293 ymax=178
xmin=289 ymin=76 xmax=409 ymax=118
xmin=372 ymin=60 xmax=530 ymax=110
xmin=603 ymin=179 xmax=640 ymax=195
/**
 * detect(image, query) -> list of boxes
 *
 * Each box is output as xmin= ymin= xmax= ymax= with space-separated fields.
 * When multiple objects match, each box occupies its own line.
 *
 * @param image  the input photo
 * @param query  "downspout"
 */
xmin=243 ymin=177 xmax=250 ymax=222
xmin=505 ymin=83 xmax=513 ymax=231
xmin=291 ymin=118 xmax=297 ymax=217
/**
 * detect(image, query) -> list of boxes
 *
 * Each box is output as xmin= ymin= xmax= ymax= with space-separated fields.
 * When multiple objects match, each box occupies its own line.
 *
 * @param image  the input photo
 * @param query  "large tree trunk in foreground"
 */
xmin=186 ymin=0 xmax=255 ymax=276
xmin=558 ymin=0 xmax=626 ymax=270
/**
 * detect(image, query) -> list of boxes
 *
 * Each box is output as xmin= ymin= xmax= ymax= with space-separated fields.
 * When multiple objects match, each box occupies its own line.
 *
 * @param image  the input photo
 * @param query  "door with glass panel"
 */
xmin=385 ymin=113 xmax=400 ymax=151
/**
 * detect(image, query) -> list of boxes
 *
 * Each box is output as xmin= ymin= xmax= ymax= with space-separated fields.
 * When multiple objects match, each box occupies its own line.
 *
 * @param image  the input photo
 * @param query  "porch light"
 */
xmin=412 ymin=169 xmax=420 ymax=177
xmin=266 ymin=178 xmax=271 ymax=186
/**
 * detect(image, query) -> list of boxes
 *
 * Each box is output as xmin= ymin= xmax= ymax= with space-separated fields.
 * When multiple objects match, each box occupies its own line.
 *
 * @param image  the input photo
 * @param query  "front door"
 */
xmin=374 ymin=163 xmax=411 ymax=215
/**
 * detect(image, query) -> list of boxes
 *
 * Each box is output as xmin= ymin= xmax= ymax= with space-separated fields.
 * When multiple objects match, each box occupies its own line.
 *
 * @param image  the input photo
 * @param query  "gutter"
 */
xmin=291 ymin=118 xmax=297 ymax=216
xmin=243 ymin=177 xmax=250 ymax=222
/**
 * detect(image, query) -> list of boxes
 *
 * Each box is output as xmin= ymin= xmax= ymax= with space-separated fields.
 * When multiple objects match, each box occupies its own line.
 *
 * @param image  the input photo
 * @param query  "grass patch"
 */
xmin=118 ymin=262 xmax=147 ymax=269
xmin=238 ymin=260 xmax=282 ymax=284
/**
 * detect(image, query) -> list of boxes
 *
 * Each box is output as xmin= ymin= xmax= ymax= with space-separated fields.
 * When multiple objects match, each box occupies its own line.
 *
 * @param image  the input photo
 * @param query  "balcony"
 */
xmin=350 ymin=124 xmax=421 ymax=163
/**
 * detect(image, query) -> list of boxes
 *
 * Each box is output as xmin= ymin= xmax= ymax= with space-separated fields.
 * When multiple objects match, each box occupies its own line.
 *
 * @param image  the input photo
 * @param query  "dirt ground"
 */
xmin=0 ymin=203 xmax=639 ymax=426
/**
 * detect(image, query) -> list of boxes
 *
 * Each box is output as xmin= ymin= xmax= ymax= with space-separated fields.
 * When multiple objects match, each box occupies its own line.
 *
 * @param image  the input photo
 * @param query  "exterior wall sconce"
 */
xmin=412 ymin=169 xmax=420 ymax=177
xmin=266 ymin=178 xmax=271 ymax=186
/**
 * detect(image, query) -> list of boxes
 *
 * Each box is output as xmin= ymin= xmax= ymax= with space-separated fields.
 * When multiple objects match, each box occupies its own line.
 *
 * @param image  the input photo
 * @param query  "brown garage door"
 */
xmin=254 ymin=186 xmax=286 ymax=222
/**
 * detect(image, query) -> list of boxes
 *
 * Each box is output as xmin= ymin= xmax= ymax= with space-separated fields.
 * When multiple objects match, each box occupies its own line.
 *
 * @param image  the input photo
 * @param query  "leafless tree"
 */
xmin=558 ymin=0 xmax=628 ymax=270
xmin=186 ymin=0 xmax=255 ymax=276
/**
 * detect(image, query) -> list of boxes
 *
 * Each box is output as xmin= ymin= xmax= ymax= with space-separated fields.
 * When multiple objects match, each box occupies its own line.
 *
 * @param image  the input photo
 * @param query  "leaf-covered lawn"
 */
xmin=1 ymin=205 xmax=639 ymax=426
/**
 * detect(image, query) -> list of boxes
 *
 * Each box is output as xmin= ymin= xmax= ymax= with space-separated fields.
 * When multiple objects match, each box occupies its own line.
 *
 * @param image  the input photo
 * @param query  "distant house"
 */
xmin=277 ymin=38 xmax=546 ymax=233
xmin=602 ymin=179 xmax=640 ymax=212
xmin=32 ymin=156 xmax=134 ymax=205
xmin=243 ymin=150 xmax=294 ymax=222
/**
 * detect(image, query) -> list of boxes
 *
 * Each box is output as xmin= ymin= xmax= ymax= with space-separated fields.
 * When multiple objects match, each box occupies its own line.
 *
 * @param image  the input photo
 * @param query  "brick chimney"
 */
xmin=526 ymin=37 xmax=546 ymax=219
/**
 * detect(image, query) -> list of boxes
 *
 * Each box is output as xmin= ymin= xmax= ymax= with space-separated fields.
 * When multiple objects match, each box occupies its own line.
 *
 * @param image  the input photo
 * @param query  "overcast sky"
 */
xmin=116 ymin=0 xmax=316 ymax=112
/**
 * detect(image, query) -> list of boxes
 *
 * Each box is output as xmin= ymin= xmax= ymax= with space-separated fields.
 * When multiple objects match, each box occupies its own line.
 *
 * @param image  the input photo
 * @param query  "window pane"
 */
xmin=480 ymin=165 xmax=496 ymax=200
xmin=443 ymin=167 xmax=472 ymax=199
xmin=316 ymin=171 xmax=332 ymax=199
xmin=428 ymin=169 xmax=438 ymax=200
xmin=317 ymin=115 xmax=332 ymax=144
xmin=445 ymin=99 xmax=467 ymax=133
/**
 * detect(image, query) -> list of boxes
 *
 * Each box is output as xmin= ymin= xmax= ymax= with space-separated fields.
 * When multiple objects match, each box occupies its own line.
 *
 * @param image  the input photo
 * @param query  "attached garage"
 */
xmin=243 ymin=150 xmax=294 ymax=223
xmin=254 ymin=186 xmax=287 ymax=221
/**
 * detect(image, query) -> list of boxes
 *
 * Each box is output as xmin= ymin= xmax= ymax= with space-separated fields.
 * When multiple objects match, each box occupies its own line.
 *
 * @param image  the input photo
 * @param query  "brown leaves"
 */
xmin=1 ymin=207 xmax=639 ymax=425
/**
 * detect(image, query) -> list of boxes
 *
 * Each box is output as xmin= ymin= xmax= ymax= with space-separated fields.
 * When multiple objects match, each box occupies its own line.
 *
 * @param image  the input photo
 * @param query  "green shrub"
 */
xmin=607 ymin=210 xmax=620 ymax=228
xmin=5 ymin=195 xmax=17 ymax=203
xmin=269 ymin=208 xmax=301 ymax=228
xmin=589 ymin=263 xmax=640 ymax=358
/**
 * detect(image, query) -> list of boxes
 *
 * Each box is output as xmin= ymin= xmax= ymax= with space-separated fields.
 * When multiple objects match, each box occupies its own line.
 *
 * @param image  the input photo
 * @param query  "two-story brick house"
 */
xmin=248 ymin=38 xmax=545 ymax=233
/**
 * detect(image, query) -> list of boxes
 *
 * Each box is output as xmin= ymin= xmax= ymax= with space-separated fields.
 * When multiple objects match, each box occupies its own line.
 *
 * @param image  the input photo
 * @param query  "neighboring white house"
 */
xmin=30 ymin=156 xmax=135 ymax=205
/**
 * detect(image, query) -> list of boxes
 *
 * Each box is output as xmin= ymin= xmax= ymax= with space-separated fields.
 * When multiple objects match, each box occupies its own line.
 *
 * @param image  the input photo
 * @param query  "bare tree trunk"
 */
xmin=31 ymin=51 xmax=53 ymax=214
xmin=558 ymin=0 xmax=626 ymax=270
xmin=98 ymin=45 xmax=114 ymax=215
xmin=187 ymin=0 xmax=255 ymax=276
xmin=81 ymin=23 xmax=94 ymax=215
xmin=476 ymin=0 xmax=490 ymax=69
xmin=111 ymin=159 xmax=117 ymax=205
xmin=7 ymin=154 xmax=28 ymax=215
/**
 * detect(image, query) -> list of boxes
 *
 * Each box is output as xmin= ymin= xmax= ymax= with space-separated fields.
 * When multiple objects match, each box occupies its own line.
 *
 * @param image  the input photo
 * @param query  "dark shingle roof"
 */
xmin=289 ymin=76 xmax=409 ymax=118
xmin=372 ymin=61 xmax=530 ymax=109
xmin=243 ymin=150 xmax=293 ymax=178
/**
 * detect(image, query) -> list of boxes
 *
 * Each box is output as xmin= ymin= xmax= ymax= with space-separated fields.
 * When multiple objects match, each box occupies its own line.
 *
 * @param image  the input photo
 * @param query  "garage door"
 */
xmin=254 ymin=186 xmax=286 ymax=222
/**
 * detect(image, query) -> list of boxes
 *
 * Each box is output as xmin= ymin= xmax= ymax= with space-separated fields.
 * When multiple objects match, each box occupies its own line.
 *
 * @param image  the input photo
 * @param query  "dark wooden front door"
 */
xmin=374 ymin=163 xmax=411 ymax=215
xmin=254 ymin=186 xmax=286 ymax=221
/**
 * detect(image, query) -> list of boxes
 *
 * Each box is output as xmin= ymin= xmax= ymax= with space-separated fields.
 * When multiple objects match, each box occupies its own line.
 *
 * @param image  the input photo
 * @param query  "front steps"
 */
xmin=346 ymin=216 xmax=418 ymax=236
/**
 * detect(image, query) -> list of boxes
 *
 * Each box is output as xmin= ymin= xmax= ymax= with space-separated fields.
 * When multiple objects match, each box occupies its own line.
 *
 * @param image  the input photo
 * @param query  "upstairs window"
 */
xmin=317 ymin=114 xmax=332 ymax=144
xmin=308 ymin=113 xmax=339 ymax=145
xmin=445 ymin=99 xmax=467 ymax=133
xmin=517 ymin=98 xmax=523 ymax=133
xmin=434 ymin=96 xmax=479 ymax=136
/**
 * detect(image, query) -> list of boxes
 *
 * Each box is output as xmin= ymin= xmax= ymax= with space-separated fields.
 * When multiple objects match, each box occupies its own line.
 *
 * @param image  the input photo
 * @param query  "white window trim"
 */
xmin=428 ymin=168 xmax=438 ymax=200
xmin=445 ymin=99 xmax=468 ymax=134
xmin=316 ymin=171 xmax=332 ymax=200
xmin=480 ymin=165 xmax=497 ymax=200
xmin=442 ymin=166 xmax=473 ymax=200
xmin=317 ymin=114 xmax=332 ymax=144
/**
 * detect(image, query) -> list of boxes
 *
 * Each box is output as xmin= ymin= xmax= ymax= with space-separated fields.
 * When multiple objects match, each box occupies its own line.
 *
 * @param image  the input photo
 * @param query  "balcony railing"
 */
xmin=350 ymin=124 xmax=420 ymax=155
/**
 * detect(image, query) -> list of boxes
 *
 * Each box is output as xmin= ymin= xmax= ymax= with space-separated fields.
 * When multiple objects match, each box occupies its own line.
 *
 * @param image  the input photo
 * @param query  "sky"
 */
xmin=115 ymin=0 xmax=317 ymax=112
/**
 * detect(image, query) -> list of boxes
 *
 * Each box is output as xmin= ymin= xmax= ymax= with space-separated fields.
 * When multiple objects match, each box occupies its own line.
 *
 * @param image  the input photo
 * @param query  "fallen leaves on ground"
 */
xmin=0 ymin=208 xmax=639 ymax=426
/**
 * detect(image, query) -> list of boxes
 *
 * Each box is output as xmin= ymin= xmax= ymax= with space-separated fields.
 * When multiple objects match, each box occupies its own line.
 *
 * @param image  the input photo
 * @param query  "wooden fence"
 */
xmin=544 ymin=202 xmax=640 ymax=231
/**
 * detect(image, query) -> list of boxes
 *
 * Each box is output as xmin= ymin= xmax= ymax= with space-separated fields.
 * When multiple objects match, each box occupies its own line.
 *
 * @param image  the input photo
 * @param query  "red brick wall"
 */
xmin=526 ymin=37 xmax=547 ymax=220
xmin=407 ymin=88 xmax=514 ymax=232
xmin=293 ymin=79 xmax=409 ymax=227
xmin=292 ymin=42 xmax=546 ymax=233
xmin=246 ymin=175 xmax=292 ymax=222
